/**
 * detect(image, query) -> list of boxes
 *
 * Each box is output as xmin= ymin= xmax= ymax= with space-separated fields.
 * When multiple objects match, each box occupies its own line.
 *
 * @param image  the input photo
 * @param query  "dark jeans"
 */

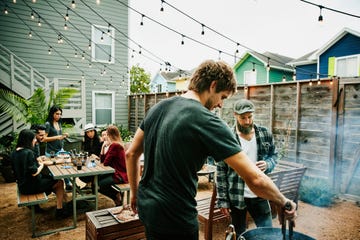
xmin=98 ymin=174 xmax=120 ymax=201
xmin=144 ymin=226 xmax=199 ymax=240
xmin=230 ymin=197 xmax=272 ymax=238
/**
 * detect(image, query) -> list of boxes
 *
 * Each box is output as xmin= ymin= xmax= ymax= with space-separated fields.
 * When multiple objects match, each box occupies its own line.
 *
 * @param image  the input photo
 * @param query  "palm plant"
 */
xmin=0 ymin=87 xmax=78 ymax=125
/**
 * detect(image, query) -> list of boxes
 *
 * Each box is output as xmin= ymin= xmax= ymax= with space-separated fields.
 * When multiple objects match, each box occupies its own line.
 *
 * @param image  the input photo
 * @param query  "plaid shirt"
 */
xmin=216 ymin=124 xmax=278 ymax=210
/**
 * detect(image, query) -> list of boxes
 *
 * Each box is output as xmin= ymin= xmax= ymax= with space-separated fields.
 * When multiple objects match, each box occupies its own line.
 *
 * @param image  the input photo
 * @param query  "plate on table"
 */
xmin=108 ymin=205 xmax=139 ymax=223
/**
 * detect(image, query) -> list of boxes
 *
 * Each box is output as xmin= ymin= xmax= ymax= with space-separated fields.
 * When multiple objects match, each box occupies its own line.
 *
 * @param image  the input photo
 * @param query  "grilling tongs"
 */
xmin=282 ymin=201 xmax=294 ymax=240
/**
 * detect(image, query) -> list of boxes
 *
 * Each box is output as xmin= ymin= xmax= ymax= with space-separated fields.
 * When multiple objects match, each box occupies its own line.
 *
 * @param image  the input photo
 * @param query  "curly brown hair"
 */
xmin=188 ymin=60 xmax=237 ymax=94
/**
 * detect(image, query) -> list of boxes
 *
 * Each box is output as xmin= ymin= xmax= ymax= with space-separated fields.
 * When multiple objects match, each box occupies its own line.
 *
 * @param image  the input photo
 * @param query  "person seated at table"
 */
xmin=80 ymin=123 xmax=102 ymax=190
xmin=83 ymin=123 xmax=102 ymax=158
xmin=11 ymin=129 xmax=71 ymax=219
xmin=100 ymin=128 xmax=110 ymax=155
xmin=99 ymin=125 xmax=128 ymax=206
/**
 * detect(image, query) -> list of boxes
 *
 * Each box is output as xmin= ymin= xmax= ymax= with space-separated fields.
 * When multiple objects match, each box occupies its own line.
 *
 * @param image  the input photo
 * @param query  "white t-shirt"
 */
xmin=239 ymin=134 xmax=258 ymax=198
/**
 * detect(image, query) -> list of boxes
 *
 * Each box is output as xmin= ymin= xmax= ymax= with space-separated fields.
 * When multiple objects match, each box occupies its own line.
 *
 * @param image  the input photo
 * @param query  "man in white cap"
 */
xmin=216 ymin=99 xmax=278 ymax=237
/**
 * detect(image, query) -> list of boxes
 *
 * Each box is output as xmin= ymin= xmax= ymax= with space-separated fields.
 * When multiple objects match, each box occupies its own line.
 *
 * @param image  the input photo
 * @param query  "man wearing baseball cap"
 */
xmin=216 ymin=99 xmax=278 ymax=237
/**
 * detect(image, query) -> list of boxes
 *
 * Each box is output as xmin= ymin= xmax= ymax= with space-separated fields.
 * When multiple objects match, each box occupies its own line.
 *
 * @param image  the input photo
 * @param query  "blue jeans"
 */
xmin=230 ymin=197 xmax=272 ymax=238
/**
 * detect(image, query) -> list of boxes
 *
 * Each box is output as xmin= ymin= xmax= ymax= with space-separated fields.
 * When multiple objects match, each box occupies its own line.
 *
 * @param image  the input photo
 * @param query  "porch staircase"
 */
xmin=0 ymin=43 xmax=49 ymax=136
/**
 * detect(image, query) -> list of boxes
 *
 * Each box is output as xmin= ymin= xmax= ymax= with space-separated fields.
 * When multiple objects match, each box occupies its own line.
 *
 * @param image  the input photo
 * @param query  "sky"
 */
xmin=127 ymin=0 xmax=360 ymax=77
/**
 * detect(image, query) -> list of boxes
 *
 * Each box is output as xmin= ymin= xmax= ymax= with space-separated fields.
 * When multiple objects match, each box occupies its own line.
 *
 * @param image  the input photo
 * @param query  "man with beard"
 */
xmin=216 ymin=98 xmax=278 ymax=238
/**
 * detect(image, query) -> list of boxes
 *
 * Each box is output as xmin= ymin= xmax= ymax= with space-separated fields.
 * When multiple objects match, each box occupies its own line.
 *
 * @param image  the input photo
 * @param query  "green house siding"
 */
xmin=234 ymin=55 xmax=265 ymax=85
xmin=269 ymin=69 xmax=293 ymax=83
xmin=0 ymin=1 xmax=129 ymax=127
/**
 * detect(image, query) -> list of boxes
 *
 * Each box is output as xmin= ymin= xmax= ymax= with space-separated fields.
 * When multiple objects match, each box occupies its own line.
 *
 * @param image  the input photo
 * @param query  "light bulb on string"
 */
xmin=292 ymin=68 xmax=296 ymax=80
xmin=96 ymin=0 xmax=100 ymax=5
xmin=201 ymin=24 xmax=205 ymax=35
xmin=71 ymin=1 xmax=76 ymax=9
xmin=4 ymin=6 xmax=8 ymax=15
xmin=48 ymin=46 xmax=52 ymax=54
xmin=317 ymin=78 xmax=321 ymax=85
xmin=160 ymin=0 xmax=164 ymax=11
xmin=65 ymin=8 xmax=69 ymax=21
xmin=88 ymin=40 xmax=91 ymax=50
xmin=28 ymin=30 xmax=32 ymax=38
xmin=138 ymin=46 xmax=142 ymax=54
xmin=318 ymin=5 xmax=323 ymax=22
xmin=81 ymin=72 xmax=85 ymax=79
xmin=218 ymin=50 xmax=222 ymax=60
xmin=181 ymin=35 xmax=184 ymax=45
xmin=66 ymin=62 xmax=70 ymax=69
xmin=37 ymin=17 xmax=41 ymax=27
xmin=282 ymin=75 xmax=286 ymax=82
xmin=32 ymin=0 xmax=36 ymax=3
xmin=89 ymin=63 xmax=92 ymax=68
xmin=81 ymin=51 xmax=85 ymax=60
xmin=252 ymin=62 xmax=255 ymax=72
xmin=107 ymin=24 xmax=111 ymax=36
xmin=31 ymin=11 xmax=34 ymax=20
xmin=140 ymin=14 xmax=144 ymax=26
xmin=100 ymin=32 xmax=104 ymax=42
xmin=74 ymin=49 xmax=78 ymax=58
xmin=64 ymin=21 xmax=68 ymax=30
xmin=13 ymin=0 xmax=16 ymax=3
xmin=235 ymin=43 xmax=239 ymax=54
xmin=266 ymin=58 xmax=270 ymax=71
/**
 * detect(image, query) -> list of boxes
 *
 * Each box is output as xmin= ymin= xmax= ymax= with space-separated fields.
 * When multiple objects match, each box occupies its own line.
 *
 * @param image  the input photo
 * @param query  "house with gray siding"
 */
xmin=0 ymin=0 xmax=129 ymax=136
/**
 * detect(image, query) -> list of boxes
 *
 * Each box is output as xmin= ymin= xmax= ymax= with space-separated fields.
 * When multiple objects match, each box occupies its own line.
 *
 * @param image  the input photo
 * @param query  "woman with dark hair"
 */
xmin=83 ymin=123 xmax=102 ymax=158
xmin=11 ymin=129 xmax=70 ymax=219
xmin=43 ymin=105 xmax=72 ymax=190
xmin=98 ymin=125 xmax=128 ymax=206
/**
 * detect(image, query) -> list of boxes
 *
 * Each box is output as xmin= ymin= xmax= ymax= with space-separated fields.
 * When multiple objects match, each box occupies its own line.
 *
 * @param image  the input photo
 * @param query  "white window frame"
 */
xmin=91 ymin=24 xmax=115 ymax=63
xmin=92 ymin=91 xmax=115 ymax=127
xmin=244 ymin=70 xmax=257 ymax=85
xmin=335 ymin=54 xmax=359 ymax=78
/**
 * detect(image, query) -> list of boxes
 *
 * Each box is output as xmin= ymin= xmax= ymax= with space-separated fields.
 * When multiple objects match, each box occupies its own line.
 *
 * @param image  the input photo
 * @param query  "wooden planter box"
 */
xmin=86 ymin=209 xmax=146 ymax=240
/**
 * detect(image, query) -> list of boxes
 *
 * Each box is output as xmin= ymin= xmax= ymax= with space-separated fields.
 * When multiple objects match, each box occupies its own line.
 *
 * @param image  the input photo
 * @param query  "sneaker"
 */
xmin=55 ymin=208 xmax=71 ymax=220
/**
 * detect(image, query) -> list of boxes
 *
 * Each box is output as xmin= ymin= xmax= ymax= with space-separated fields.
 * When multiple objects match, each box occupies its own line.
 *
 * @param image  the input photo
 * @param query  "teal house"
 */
xmin=234 ymin=51 xmax=294 ymax=85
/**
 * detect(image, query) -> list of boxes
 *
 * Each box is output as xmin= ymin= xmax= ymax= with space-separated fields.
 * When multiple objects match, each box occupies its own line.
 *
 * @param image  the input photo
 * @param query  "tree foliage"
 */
xmin=0 ymin=87 xmax=78 ymax=125
xmin=129 ymin=65 xmax=151 ymax=94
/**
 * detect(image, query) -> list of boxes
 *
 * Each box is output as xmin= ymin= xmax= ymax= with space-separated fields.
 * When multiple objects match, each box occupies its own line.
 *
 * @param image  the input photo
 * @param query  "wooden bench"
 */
xmin=197 ymin=183 xmax=230 ymax=240
xmin=17 ymin=185 xmax=48 ymax=238
xmin=111 ymin=183 xmax=130 ymax=205
xmin=17 ymin=185 xmax=74 ymax=237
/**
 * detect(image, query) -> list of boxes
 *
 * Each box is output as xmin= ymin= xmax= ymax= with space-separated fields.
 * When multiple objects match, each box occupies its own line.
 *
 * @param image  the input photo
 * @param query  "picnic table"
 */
xmin=47 ymin=160 xmax=114 ymax=228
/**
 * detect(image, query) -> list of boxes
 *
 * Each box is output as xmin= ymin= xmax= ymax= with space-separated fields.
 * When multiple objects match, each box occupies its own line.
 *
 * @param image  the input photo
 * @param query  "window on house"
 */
xmin=92 ymin=91 xmax=115 ymax=126
xmin=336 ymin=55 xmax=359 ymax=77
xmin=91 ymin=25 xmax=115 ymax=63
xmin=244 ymin=70 xmax=256 ymax=85
xmin=157 ymin=84 xmax=162 ymax=93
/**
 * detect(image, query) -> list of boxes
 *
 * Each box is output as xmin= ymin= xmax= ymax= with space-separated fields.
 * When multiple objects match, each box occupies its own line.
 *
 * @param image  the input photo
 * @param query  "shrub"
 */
xmin=299 ymin=176 xmax=335 ymax=207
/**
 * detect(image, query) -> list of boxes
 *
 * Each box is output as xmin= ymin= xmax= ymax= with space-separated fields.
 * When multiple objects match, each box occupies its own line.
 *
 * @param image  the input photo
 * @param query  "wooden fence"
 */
xmin=128 ymin=78 xmax=360 ymax=201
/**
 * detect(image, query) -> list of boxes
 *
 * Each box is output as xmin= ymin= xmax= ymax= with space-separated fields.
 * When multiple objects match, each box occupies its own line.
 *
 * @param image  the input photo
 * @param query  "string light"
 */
xmin=28 ymin=30 xmax=32 ymax=38
xmin=13 ymin=0 xmax=16 ymax=4
xmin=317 ymin=78 xmax=321 ymax=85
xmin=107 ymin=23 xmax=111 ymax=36
xmin=64 ymin=20 xmax=68 ymax=30
xmin=4 ymin=6 xmax=8 ymax=15
xmin=37 ymin=17 xmax=41 ymax=27
xmin=32 ymin=0 xmax=36 ymax=3
xmin=252 ymin=62 xmax=255 ymax=72
xmin=181 ymin=35 xmax=184 ymax=45
xmin=48 ymin=46 xmax=52 ymax=54
xmin=30 ymin=11 xmax=34 ymax=19
xmin=292 ymin=68 xmax=296 ymax=81
xmin=138 ymin=46 xmax=142 ymax=54
xmin=74 ymin=49 xmax=78 ymax=58
xmin=218 ymin=50 xmax=222 ymax=60
xmin=96 ymin=0 xmax=101 ymax=5
xmin=88 ymin=40 xmax=91 ymax=50
xmin=71 ymin=1 xmax=76 ymax=9
xmin=100 ymin=32 xmax=104 ymax=42
xmin=140 ymin=14 xmax=144 ymax=26
xmin=282 ymin=75 xmax=286 ymax=82
xmin=266 ymin=57 xmax=270 ymax=71
xmin=201 ymin=24 xmax=205 ymax=35
xmin=82 ymin=51 xmax=85 ymax=60
xmin=65 ymin=8 xmax=69 ymax=21
xmin=160 ymin=0 xmax=164 ymax=11
xmin=318 ymin=5 xmax=324 ymax=22
xmin=66 ymin=62 xmax=70 ymax=69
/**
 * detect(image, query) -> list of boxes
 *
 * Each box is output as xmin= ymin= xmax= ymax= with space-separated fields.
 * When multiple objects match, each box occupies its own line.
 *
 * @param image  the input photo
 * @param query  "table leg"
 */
xmin=71 ymin=177 xmax=77 ymax=227
xmin=94 ymin=175 xmax=98 ymax=210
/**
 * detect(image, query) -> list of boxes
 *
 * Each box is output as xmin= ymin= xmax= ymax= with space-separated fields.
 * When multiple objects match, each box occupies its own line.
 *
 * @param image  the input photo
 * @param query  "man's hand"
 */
xmin=256 ymin=160 xmax=267 ymax=172
xmin=277 ymin=200 xmax=297 ymax=227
